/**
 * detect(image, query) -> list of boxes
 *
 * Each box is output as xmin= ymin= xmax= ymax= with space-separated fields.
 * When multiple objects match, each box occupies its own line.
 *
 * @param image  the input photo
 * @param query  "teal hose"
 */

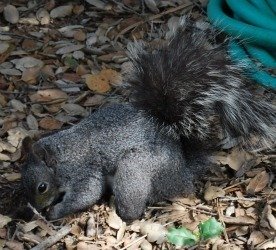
xmin=207 ymin=0 xmax=276 ymax=89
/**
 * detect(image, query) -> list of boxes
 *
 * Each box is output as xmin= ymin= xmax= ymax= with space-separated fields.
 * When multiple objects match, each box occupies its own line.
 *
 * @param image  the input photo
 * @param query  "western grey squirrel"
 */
xmin=21 ymin=18 xmax=275 ymax=221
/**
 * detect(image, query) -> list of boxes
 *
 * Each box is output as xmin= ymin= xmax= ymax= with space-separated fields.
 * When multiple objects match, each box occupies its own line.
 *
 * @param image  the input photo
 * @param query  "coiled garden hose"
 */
xmin=207 ymin=0 xmax=276 ymax=89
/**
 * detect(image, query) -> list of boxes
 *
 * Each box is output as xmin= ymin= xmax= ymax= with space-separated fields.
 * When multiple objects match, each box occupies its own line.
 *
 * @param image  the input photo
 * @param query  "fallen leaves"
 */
xmin=85 ymin=69 xmax=122 ymax=93
xmin=246 ymin=171 xmax=270 ymax=195
xmin=29 ymin=89 xmax=68 ymax=103
xmin=39 ymin=117 xmax=63 ymax=130
xmin=0 ymin=214 xmax=11 ymax=228
xmin=3 ymin=5 xmax=19 ymax=24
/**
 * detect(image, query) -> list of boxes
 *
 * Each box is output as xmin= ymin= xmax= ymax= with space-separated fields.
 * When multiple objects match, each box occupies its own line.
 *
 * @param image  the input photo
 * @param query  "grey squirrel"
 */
xmin=21 ymin=19 xmax=276 ymax=221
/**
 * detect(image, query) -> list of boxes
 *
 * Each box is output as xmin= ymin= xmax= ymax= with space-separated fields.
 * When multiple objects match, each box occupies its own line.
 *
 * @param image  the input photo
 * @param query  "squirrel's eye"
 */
xmin=37 ymin=182 xmax=48 ymax=194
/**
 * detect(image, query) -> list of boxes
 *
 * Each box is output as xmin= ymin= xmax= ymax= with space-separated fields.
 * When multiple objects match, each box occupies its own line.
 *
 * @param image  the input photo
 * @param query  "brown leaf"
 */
xmin=22 ymin=39 xmax=37 ymax=50
xmin=3 ymin=172 xmax=21 ymax=181
xmin=0 ymin=214 xmax=12 ymax=229
xmin=266 ymin=205 xmax=276 ymax=230
xmin=215 ymin=148 xmax=254 ymax=171
xmin=204 ymin=186 xmax=225 ymax=201
xmin=100 ymin=69 xmax=122 ymax=86
xmin=39 ymin=117 xmax=63 ymax=130
xmin=21 ymin=67 xmax=41 ymax=84
xmin=0 ymin=93 xmax=7 ymax=107
xmin=5 ymin=241 xmax=24 ymax=250
xmin=85 ymin=74 xmax=111 ymax=93
xmin=3 ymin=5 xmax=19 ymax=24
xmin=74 ymin=30 xmax=86 ymax=41
xmin=106 ymin=211 xmax=123 ymax=230
xmin=140 ymin=222 xmax=167 ymax=244
xmin=247 ymin=231 xmax=265 ymax=246
xmin=223 ymin=215 xmax=256 ymax=225
xmin=246 ymin=171 xmax=269 ymax=195
xmin=29 ymin=89 xmax=68 ymax=103
xmin=83 ymin=95 xmax=105 ymax=107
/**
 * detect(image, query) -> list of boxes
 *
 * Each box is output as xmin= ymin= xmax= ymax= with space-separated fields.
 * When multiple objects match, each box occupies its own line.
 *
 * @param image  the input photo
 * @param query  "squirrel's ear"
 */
xmin=21 ymin=137 xmax=34 ymax=156
xmin=21 ymin=137 xmax=56 ymax=167
xmin=34 ymin=144 xmax=57 ymax=168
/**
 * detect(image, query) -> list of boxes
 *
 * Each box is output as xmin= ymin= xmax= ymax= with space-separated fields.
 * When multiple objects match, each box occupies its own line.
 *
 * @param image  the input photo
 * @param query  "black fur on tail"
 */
xmin=127 ymin=17 xmax=276 ymax=149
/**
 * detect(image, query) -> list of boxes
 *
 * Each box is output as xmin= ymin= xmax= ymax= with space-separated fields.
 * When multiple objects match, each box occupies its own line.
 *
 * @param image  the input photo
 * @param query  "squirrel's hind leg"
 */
xmin=113 ymin=151 xmax=153 ymax=221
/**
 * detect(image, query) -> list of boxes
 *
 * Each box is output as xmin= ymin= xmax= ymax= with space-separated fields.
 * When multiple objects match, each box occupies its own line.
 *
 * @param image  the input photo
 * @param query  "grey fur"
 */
xmin=22 ymin=104 xmax=207 ymax=220
xmin=127 ymin=19 xmax=276 ymax=149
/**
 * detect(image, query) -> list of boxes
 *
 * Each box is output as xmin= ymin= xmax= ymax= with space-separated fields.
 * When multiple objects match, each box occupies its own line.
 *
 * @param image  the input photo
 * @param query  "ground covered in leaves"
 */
xmin=0 ymin=0 xmax=275 ymax=249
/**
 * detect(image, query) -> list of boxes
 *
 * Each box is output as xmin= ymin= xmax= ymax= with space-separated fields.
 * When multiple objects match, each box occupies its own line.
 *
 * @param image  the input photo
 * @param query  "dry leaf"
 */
xmin=74 ymin=30 xmax=86 ymax=41
xmin=140 ymin=239 xmax=152 ymax=250
xmin=0 ymin=215 xmax=12 ymax=228
xmin=0 ymin=68 xmax=21 ymax=76
xmin=256 ymin=238 xmax=276 ymax=249
xmin=3 ymin=172 xmax=21 ymax=181
xmin=139 ymin=222 xmax=167 ymax=244
xmin=215 ymin=148 xmax=253 ymax=171
xmin=223 ymin=216 xmax=256 ymax=225
xmin=62 ymin=103 xmax=88 ymax=116
xmin=56 ymin=44 xmax=84 ymax=55
xmin=39 ymin=117 xmax=63 ymax=130
xmin=100 ymin=69 xmax=122 ymax=86
xmin=21 ymin=67 xmax=41 ymax=84
xmin=0 ymin=93 xmax=7 ymax=107
xmin=50 ymin=5 xmax=73 ymax=18
xmin=26 ymin=114 xmax=39 ymax=130
xmin=86 ymin=215 xmax=96 ymax=237
xmin=83 ymin=95 xmax=105 ymax=107
xmin=248 ymin=231 xmax=265 ymax=246
xmin=4 ymin=5 xmax=19 ymax=24
xmin=7 ymin=127 xmax=29 ymax=147
xmin=77 ymin=241 xmax=99 ymax=250
xmin=204 ymin=186 xmax=225 ymax=201
xmin=106 ymin=211 xmax=123 ymax=230
xmin=266 ymin=205 xmax=276 ymax=230
xmin=0 ymin=141 xmax=16 ymax=153
xmin=116 ymin=222 xmax=126 ymax=242
xmin=12 ymin=57 xmax=44 ymax=72
xmin=9 ymin=99 xmax=26 ymax=112
xmin=85 ymin=74 xmax=111 ymax=93
xmin=5 ymin=241 xmax=24 ymax=250
xmin=29 ymin=89 xmax=68 ymax=103
xmin=85 ymin=69 xmax=121 ymax=93
xmin=0 ymin=153 xmax=10 ymax=161
xmin=36 ymin=8 xmax=50 ymax=25
xmin=246 ymin=171 xmax=269 ymax=195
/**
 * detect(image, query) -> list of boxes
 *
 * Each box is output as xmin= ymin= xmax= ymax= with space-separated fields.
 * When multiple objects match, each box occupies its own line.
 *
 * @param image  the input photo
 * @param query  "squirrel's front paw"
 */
xmin=47 ymin=204 xmax=65 ymax=220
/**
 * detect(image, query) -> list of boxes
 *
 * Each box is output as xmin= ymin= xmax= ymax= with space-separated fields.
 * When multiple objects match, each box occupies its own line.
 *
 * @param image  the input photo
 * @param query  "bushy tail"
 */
xmin=127 ymin=18 xmax=276 ymax=149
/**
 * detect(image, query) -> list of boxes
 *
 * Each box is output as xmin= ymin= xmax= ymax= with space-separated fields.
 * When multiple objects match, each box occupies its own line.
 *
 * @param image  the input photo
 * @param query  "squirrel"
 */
xmin=21 ymin=18 xmax=276 ymax=221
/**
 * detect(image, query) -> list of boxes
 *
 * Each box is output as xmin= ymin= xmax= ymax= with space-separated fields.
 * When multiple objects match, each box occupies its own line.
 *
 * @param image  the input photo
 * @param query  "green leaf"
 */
xmin=167 ymin=227 xmax=198 ymax=247
xmin=199 ymin=218 xmax=224 ymax=240
xmin=63 ymin=56 xmax=78 ymax=70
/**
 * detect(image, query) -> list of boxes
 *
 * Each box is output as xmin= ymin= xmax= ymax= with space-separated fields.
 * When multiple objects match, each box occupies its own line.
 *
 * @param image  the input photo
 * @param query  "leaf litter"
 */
xmin=0 ymin=0 xmax=275 ymax=249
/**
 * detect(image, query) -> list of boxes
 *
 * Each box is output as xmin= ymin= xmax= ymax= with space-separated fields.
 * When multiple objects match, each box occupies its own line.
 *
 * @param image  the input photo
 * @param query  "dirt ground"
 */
xmin=0 ymin=0 xmax=275 ymax=249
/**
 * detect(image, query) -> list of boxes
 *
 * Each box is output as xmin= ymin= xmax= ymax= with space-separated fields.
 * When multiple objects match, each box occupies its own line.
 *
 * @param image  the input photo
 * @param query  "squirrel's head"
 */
xmin=21 ymin=137 xmax=60 ymax=211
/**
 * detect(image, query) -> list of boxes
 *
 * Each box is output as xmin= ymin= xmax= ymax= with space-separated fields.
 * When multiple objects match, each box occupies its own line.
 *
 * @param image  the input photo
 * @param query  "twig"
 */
xmin=31 ymin=225 xmax=71 ymax=250
xmin=27 ymin=203 xmax=57 ymax=230
xmin=119 ymin=235 xmax=147 ymax=250
xmin=223 ymin=179 xmax=250 ymax=191
xmin=115 ymin=3 xmax=192 ymax=41
xmin=219 ymin=196 xmax=263 ymax=202
xmin=0 ymin=32 xmax=44 ymax=42
xmin=216 ymin=199 xmax=229 ymax=244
